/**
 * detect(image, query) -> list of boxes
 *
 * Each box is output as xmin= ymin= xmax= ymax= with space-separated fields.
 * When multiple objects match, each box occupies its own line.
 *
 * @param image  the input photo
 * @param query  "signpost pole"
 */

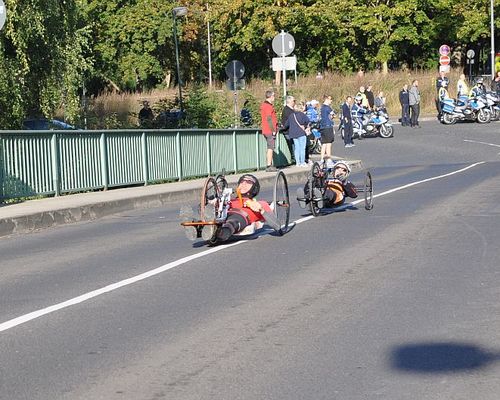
xmin=280 ymin=31 xmax=287 ymax=103
xmin=490 ymin=0 xmax=495 ymax=79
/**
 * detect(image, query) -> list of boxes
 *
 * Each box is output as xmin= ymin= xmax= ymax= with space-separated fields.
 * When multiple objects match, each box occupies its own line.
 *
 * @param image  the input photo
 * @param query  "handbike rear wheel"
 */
xmin=273 ymin=171 xmax=290 ymax=235
xmin=308 ymin=161 xmax=323 ymax=217
xmin=364 ymin=171 xmax=374 ymax=210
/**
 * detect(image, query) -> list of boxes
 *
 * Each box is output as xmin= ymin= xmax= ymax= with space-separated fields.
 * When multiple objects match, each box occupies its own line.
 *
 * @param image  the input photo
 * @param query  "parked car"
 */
xmin=23 ymin=119 xmax=76 ymax=130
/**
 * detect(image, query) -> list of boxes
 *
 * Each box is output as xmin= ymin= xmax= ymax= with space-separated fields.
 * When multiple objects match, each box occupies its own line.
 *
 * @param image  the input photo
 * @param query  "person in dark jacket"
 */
xmin=240 ymin=100 xmax=253 ymax=127
xmin=399 ymin=84 xmax=410 ymax=127
xmin=281 ymin=95 xmax=296 ymax=164
xmin=365 ymin=85 xmax=375 ymax=110
xmin=492 ymin=71 xmax=500 ymax=95
xmin=435 ymin=71 xmax=449 ymax=120
xmin=283 ymin=102 xmax=310 ymax=167
xmin=341 ymin=96 xmax=354 ymax=147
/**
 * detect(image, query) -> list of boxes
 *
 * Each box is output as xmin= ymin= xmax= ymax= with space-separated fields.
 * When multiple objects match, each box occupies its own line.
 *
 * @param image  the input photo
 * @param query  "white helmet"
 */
xmin=354 ymin=95 xmax=363 ymax=103
xmin=333 ymin=161 xmax=351 ymax=180
xmin=324 ymin=157 xmax=335 ymax=170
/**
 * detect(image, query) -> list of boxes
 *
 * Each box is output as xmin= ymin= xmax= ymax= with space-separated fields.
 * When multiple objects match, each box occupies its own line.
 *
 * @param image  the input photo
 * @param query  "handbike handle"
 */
xmin=181 ymin=220 xmax=219 ymax=227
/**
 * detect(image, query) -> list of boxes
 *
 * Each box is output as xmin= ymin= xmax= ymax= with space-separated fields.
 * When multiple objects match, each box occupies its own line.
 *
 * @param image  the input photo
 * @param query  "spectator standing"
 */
xmin=319 ymin=95 xmax=335 ymax=160
xmin=374 ymin=91 xmax=387 ymax=113
xmin=365 ymin=85 xmax=375 ymax=110
xmin=399 ymin=84 xmax=410 ymax=127
xmin=435 ymin=71 xmax=449 ymax=119
xmin=259 ymin=90 xmax=278 ymax=172
xmin=456 ymin=74 xmax=469 ymax=100
xmin=138 ymin=101 xmax=154 ymax=127
xmin=281 ymin=95 xmax=296 ymax=164
xmin=356 ymin=86 xmax=370 ymax=109
xmin=492 ymin=71 xmax=500 ymax=95
xmin=305 ymin=100 xmax=320 ymax=164
xmin=240 ymin=100 xmax=253 ymax=127
xmin=341 ymin=96 xmax=354 ymax=148
xmin=284 ymin=102 xmax=310 ymax=167
xmin=408 ymin=80 xmax=421 ymax=128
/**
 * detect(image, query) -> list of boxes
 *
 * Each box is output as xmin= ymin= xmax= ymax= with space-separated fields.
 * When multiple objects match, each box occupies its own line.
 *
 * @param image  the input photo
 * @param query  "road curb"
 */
xmin=0 ymin=159 xmax=363 ymax=238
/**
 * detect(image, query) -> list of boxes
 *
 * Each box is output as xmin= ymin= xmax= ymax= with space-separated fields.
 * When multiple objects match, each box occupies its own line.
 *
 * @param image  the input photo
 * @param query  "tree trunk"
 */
xmin=382 ymin=61 xmax=389 ymax=74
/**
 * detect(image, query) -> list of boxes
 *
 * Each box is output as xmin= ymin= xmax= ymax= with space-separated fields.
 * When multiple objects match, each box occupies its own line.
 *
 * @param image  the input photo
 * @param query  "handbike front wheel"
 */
xmin=215 ymin=173 xmax=228 ymax=194
xmin=273 ymin=170 xmax=290 ymax=235
xmin=308 ymin=161 xmax=323 ymax=217
xmin=200 ymin=176 xmax=218 ymax=221
xmin=364 ymin=171 xmax=374 ymax=210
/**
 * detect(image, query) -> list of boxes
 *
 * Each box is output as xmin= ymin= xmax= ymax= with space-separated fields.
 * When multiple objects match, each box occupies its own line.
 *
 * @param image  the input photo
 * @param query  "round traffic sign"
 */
xmin=0 ymin=0 xmax=6 ymax=31
xmin=439 ymin=55 xmax=450 ymax=66
xmin=439 ymin=44 xmax=450 ymax=56
xmin=466 ymin=49 xmax=475 ymax=59
xmin=272 ymin=31 xmax=295 ymax=56
xmin=225 ymin=60 xmax=245 ymax=80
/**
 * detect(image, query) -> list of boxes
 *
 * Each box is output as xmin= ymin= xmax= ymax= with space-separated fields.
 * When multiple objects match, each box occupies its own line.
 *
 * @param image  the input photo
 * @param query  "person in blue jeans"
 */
xmin=283 ymin=102 xmax=310 ymax=167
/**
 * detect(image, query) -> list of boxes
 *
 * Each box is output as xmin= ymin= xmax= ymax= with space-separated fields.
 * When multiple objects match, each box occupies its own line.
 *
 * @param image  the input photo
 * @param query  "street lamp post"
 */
xmin=172 ymin=6 xmax=188 ymax=115
xmin=490 ymin=0 xmax=495 ymax=78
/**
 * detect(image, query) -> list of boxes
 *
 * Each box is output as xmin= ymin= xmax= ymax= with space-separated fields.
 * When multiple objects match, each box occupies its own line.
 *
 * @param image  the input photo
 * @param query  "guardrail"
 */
xmin=0 ymin=129 xmax=291 ymax=200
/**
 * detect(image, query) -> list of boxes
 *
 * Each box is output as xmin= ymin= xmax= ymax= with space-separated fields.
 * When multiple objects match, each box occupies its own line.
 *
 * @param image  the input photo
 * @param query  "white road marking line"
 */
xmin=0 ymin=161 xmax=486 ymax=332
xmin=464 ymin=139 xmax=500 ymax=148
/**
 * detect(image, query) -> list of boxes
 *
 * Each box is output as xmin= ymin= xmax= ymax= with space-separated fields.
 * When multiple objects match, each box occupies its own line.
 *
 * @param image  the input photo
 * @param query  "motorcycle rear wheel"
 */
xmin=442 ymin=113 xmax=457 ymax=125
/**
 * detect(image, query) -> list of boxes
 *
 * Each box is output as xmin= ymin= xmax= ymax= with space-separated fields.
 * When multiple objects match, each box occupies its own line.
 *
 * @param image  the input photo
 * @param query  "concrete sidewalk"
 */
xmin=0 ymin=157 xmax=363 ymax=238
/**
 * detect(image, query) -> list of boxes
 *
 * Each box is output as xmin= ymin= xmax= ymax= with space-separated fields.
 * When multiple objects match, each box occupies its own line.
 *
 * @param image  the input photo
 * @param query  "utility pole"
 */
xmin=490 ymin=0 xmax=496 ymax=78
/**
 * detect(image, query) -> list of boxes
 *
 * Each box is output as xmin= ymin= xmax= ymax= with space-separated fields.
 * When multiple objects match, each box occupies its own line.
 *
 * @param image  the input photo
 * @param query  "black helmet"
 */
xmin=237 ymin=174 xmax=260 ymax=198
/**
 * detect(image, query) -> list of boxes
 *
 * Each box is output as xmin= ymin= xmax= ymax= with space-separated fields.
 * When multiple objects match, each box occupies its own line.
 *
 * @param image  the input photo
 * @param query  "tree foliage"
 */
xmin=0 ymin=0 xmax=91 ymax=128
xmin=0 ymin=0 xmax=499 ymax=128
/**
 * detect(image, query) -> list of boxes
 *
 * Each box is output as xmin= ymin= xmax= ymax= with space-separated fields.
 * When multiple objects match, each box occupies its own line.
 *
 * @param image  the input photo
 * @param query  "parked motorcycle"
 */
xmin=441 ymin=96 xmax=491 ymax=124
xmin=339 ymin=110 xmax=394 ymax=139
xmin=484 ymin=91 xmax=500 ymax=121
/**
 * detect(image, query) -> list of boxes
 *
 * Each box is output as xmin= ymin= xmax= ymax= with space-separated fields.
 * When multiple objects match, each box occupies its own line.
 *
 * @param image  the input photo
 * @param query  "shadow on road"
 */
xmin=390 ymin=341 xmax=500 ymax=373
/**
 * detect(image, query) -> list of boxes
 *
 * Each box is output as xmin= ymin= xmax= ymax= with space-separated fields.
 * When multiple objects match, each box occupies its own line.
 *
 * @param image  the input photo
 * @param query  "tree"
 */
xmin=0 ymin=0 xmax=91 ymax=128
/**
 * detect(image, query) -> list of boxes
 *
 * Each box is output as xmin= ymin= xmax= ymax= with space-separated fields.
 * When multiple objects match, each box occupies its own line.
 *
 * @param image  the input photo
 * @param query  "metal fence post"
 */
xmin=255 ymin=131 xmax=260 ymax=170
xmin=141 ymin=132 xmax=149 ymax=185
xmin=232 ymin=130 xmax=238 ymax=173
xmin=51 ymin=133 xmax=61 ymax=196
xmin=100 ymin=132 xmax=109 ymax=190
xmin=206 ymin=131 xmax=211 ymax=175
xmin=176 ymin=131 xmax=182 ymax=180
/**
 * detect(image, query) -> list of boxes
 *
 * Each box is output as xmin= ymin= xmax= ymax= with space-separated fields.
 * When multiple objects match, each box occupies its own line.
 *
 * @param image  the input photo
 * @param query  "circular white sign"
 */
xmin=272 ymin=32 xmax=295 ymax=56
xmin=0 ymin=0 xmax=6 ymax=31
xmin=466 ymin=49 xmax=475 ymax=59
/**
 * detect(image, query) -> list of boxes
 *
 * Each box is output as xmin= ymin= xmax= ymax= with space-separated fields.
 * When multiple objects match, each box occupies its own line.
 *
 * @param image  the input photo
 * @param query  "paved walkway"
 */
xmin=0 ymin=157 xmax=363 ymax=238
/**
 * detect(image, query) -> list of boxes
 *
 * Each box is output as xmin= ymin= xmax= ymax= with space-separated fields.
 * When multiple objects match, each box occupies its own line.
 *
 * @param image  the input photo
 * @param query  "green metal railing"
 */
xmin=0 ymin=129 xmax=291 ymax=200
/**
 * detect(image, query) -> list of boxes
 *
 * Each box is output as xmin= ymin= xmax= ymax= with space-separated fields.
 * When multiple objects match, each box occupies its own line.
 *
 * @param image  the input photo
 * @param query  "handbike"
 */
xmin=181 ymin=171 xmax=290 ymax=244
xmin=303 ymin=161 xmax=373 ymax=217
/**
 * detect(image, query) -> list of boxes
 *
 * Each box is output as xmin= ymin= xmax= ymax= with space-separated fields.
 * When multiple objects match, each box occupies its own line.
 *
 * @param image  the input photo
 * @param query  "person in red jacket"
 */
xmin=260 ymin=90 xmax=278 ymax=172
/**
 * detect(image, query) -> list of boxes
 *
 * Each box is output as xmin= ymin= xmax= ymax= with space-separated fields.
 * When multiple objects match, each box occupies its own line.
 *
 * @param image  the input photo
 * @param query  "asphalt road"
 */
xmin=1 ymin=120 xmax=500 ymax=400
